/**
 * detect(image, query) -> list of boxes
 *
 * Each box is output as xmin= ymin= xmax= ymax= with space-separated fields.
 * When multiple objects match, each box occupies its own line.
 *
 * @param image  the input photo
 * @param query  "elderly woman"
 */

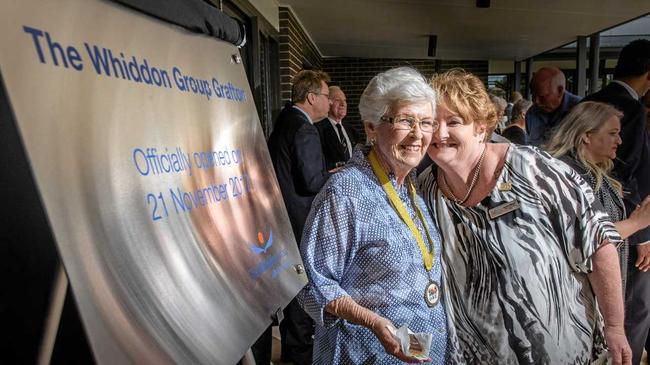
xmin=546 ymin=101 xmax=650 ymax=293
xmin=419 ymin=70 xmax=631 ymax=364
xmin=501 ymin=99 xmax=532 ymax=145
xmin=489 ymin=94 xmax=508 ymax=132
xmin=299 ymin=67 xmax=448 ymax=364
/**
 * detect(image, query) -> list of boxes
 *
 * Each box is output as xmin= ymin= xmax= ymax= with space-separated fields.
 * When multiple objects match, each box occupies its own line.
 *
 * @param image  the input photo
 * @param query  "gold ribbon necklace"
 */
xmin=368 ymin=149 xmax=435 ymax=271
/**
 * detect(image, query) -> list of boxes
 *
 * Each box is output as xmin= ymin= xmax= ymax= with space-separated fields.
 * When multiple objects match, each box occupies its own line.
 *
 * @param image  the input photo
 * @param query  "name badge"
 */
xmin=498 ymin=182 xmax=512 ymax=191
xmin=488 ymin=200 xmax=520 ymax=219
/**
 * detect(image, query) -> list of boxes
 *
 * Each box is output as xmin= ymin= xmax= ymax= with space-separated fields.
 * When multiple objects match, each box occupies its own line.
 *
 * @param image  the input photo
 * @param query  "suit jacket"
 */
xmin=584 ymin=82 xmax=650 ymax=245
xmin=315 ymin=118 xmax=358 ymax=170
xmin=268 ymin=105 xmax=330 ymax=243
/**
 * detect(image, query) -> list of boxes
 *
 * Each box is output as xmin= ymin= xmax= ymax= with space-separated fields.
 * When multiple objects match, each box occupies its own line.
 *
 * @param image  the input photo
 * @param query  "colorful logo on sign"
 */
xmin=247 ymin=228 xmax=290 ymax=280
xmin=248 ymin=230 xmax=273 ymax=255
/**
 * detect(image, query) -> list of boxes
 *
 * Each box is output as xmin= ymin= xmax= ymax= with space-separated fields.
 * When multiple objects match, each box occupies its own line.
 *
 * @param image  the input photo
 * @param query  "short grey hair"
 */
xmin=509 ymin=99 xmax=533 ymax=125
xmin=489 ymin=94 xmax=507 ymax=114
xmin=359 ymin=67 xmax=436 ymax=125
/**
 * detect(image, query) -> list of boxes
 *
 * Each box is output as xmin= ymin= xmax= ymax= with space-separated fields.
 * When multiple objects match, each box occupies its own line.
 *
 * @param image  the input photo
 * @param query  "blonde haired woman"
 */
xmin=547 ymin=101 xmax=650 ymax=291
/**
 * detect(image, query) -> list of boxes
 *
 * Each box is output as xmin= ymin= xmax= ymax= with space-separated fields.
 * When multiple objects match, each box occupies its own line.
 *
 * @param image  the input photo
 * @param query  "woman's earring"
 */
xmin=369 ymin=138 xmax=376 ymax=146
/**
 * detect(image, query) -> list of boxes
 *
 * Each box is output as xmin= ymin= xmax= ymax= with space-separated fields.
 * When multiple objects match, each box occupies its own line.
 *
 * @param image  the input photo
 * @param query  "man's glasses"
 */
xmin=311 ymin=91 xmax=329 ymax=99
xmin=380 ymin=115 xmax=439 ymax=133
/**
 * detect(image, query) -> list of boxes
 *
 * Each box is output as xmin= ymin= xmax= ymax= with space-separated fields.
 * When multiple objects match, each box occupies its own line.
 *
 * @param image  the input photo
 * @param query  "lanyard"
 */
xmin=368 ymin=149 xmax=435 ymax=271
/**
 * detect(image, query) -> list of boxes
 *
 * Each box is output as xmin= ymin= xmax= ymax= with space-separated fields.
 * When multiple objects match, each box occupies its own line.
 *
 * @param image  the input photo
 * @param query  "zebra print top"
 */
xmin=419 ymin=144 xmax=622 ymax=365
xmin=558 ymin=153 xmax=628 ymax=296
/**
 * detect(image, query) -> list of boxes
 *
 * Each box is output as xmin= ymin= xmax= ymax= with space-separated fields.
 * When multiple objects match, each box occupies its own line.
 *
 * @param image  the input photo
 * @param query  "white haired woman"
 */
xmin=419 ymin=70 xmax=632 ymax=364
xmin=546 ymin=101 xmax=650 ymax=292
xmin=300 ymin=67 xmax=448 ymax=364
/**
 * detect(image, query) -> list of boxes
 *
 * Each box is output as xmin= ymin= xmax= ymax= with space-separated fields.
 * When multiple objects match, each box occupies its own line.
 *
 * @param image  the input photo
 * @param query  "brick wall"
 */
xmin=279 ymin=7 xmax=323 ymax=104
xmin=323 ymin=58 xmax=489 ymax=140
xmin=277 ymin=8 xmax=489 ymax=140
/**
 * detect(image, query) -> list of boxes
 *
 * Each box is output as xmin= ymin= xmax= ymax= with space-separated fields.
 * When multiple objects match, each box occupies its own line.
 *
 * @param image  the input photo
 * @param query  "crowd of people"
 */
xmin=267 ymin=39 xmax=650 ymax=364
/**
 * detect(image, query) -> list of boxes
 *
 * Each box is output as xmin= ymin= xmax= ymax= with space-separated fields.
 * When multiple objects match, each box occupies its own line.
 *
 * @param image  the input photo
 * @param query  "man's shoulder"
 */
xmin=526 ymin=104 xmax=544 ymax=119
xmin=564 ymin=91 xmax=582 ymax=107
xmin=269 ymin=106 xmax=312 ymax=144
xmin=278 ymin=105 xmax=309 ymax=122
xmin=583 ymin=82 xmax=629 ymax=102
xmin=314 ymin=118 xmax=331 ymax=132
xmin=273 ymin=106 xmax=312 ymax=134
xmin=584 ymin=83 xmax=642 ymax=114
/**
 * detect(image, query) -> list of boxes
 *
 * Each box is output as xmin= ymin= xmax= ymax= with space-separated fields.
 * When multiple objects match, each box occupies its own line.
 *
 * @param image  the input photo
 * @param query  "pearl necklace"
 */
xmin=440 ymin=145 xmax=487 ymax=205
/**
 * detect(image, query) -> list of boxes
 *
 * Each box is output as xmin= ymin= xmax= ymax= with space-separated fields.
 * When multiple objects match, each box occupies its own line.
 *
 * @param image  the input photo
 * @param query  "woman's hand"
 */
xmin=616 ymin=196 xmax=650 ymax=240
xmin=368 ymin=316 xmax=431 ymax=364
xmin=604 ymin=325 xmax=632 ymax=365
xmin=326 ymin=296 xmax=431 ymax=363
xmin=628 ymin=196 xmax=650 ymax=230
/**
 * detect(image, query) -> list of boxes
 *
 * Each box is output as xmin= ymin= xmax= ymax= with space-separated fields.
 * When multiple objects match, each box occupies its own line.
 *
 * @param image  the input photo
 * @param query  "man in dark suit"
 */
xmin=315 ymin=86 xmax=358 ymax=169
xmin=267 ymin=69 xmax=331 ymax=365
xmin=584 ymin=39 xmax=650 ymax=365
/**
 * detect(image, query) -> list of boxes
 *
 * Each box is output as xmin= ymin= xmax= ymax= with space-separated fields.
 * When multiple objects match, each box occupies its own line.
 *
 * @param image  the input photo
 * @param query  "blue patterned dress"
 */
xmin=299 ymin=147 xmax=449 ymax=364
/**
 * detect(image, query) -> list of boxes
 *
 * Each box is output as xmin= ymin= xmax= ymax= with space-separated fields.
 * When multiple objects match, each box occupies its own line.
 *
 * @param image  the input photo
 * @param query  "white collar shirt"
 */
xmin=293 ymin=105 xmax=313 ymax=124
xmin=328 ymin=117 xmax=353 ymax=156
xmin=612 ymin=80 xmax=639 ymax=100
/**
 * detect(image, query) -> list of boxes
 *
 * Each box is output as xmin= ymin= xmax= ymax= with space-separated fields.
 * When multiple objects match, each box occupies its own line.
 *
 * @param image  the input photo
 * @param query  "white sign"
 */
xmin=0 ymin=1 xmax=306 ymax=363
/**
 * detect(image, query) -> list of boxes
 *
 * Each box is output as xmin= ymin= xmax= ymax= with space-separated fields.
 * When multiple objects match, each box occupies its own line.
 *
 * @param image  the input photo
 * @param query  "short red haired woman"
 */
xmin=418 ymin=70 xmax=632 ymax=364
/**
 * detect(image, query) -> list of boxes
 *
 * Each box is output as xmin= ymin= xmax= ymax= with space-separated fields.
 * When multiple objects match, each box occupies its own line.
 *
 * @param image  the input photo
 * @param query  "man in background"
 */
xmin=525 ymin=67 xmax=581 ymax=146
xmin=267 ymin=69 xmax=332 ymax=365
xmin=315 ymin=86 xmax=358 ymax=170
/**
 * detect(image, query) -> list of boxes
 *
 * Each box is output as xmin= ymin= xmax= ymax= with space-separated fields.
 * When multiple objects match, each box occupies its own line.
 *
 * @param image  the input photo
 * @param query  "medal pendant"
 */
xmin=424 ymin=281 xmax=440 ymax=307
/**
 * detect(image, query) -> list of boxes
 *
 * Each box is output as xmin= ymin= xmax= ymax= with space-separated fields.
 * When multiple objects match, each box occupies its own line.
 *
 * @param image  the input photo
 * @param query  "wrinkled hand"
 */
xmin=629 ymin=196 xmax=650 ymax=230
xmin=369 ymin=316 xmax=430 ymax=363
xmin=605 ymin=326 xmax=632 ymax=365
xmin=635 ymin=242 xmax=650 ymax=272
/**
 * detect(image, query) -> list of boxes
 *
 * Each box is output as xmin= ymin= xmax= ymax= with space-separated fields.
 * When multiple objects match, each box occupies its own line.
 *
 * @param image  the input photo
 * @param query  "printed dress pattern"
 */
xmin=419 ymin=145 xmax=621 ymax=365
xmin=300 ymin=147 xmax=449 ymax=365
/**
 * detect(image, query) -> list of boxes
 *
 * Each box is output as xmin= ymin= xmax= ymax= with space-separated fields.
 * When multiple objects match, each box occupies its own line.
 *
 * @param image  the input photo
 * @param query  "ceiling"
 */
xmin=278 ymin=0 xmax=650 ymax=61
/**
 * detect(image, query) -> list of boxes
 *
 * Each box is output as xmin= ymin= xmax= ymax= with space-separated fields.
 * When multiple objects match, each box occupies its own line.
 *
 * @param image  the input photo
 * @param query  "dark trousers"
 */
xmin=625 ymin=246 xmax=650 ymax=365
xmin=280 ymin=298 xmax=314 ymax=365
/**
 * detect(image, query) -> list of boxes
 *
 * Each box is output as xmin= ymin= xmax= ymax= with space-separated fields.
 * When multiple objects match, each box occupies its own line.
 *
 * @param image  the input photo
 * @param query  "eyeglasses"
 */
xmin=380 ymin=115 xmax=439 ymax=133
xmin=311 ymin=91 xmax=329 ymax=99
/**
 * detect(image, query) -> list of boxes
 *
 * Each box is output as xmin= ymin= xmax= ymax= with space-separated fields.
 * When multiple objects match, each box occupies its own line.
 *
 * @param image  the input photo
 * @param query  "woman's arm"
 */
xmin=614 ymin=196 xmax=650 ymax=239
xmin=326 ymin=296 xmax=428 ymax=364
xmin=588 ymin=243 xmax=632 ymax=365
